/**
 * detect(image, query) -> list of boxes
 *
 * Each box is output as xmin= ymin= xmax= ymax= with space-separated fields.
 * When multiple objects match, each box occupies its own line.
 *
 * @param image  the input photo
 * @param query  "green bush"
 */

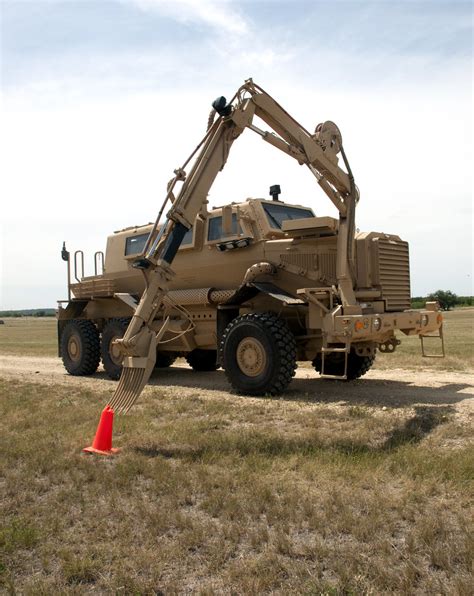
xmin=427 ymin=290 xmax=458 ymax=311
xmin=411 ymin=292 xmax=473 ymax=310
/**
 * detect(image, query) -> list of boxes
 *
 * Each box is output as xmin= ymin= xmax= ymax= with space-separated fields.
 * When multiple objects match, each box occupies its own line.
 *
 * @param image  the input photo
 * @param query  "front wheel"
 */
xmin=221 ymin=312 xmax=297 ymax=396
xmin=60 ymin=319 xmax=100 ymax=376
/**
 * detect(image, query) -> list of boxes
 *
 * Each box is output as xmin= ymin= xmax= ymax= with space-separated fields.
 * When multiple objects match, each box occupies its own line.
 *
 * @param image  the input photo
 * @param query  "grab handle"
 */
xmin=74 ymin=250 xmax=84 ymax=282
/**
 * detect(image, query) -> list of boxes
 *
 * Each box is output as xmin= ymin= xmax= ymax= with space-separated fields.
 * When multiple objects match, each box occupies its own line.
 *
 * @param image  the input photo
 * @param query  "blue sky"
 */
xmin=0 ymin=0 xmax=472 ymax=308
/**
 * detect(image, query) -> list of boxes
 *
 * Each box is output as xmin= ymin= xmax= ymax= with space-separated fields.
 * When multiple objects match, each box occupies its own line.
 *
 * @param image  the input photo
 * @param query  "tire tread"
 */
xmin=221 ymin=312 xmax=297 ymax=395
xmin=61 ymin=319 xmax=100 ymax=376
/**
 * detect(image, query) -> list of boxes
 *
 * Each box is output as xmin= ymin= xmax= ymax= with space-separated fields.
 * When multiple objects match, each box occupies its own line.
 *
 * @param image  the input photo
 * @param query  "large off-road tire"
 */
xmin=221 ymin=312 xmax=297 ymax=396
xmin=155 ymin=352 xmax=177 ymax=368
xmin=185 ymin=349 xmax=218 ymax=372
xmin=61 ymin=319 xmax=100 ymax=376
xmin=101 ymin=318 xmax=130 ymax=380
xmin=313 ymin=350 xmax=375 ymax=380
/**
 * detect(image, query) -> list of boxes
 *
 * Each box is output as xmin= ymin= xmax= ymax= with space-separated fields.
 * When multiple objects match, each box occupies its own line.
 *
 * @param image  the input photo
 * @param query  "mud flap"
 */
xmin=250 ymin=282 xmax=305 ymax=306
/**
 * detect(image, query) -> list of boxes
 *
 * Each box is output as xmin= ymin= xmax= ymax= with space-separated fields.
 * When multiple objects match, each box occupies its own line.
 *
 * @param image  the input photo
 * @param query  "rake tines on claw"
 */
xmin=108 ymin=367 xmax=152 ymax=413
xmin=108 ymin=331 xmax=158 ymax=413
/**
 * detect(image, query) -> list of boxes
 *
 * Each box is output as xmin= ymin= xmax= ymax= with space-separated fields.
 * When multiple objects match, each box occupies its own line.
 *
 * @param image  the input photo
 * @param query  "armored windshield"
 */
xmin=263 ymin=204 xmax=314 ymax=229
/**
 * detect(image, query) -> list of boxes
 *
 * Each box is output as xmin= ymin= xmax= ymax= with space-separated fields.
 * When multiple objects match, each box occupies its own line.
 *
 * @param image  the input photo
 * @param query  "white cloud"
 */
xmin=129 ymin=0 xmax=249 ymax=36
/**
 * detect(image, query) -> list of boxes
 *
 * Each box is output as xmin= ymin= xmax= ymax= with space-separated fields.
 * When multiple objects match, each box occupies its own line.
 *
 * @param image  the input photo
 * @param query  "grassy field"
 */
xmin=0 ymin=377 xmax=472 ymax=593
xmin=0 ymin=317 xmax=57 ymax=357
xmin=0 ymin=311 xmax=473 ymax=593
xmin=376 ymin=308 xmax=474 ymax=372
xmin=1 ymin=308 xmax=473 ymax=370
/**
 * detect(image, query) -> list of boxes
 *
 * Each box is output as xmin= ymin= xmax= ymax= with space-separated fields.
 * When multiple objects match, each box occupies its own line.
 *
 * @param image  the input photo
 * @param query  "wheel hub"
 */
xmin=68 ymin=335 xmax=81 ymax=362
xmin=109 ymin=335 xmax=123 ymax=365
xmin=236 ymin=337 xmax=266 ymax=377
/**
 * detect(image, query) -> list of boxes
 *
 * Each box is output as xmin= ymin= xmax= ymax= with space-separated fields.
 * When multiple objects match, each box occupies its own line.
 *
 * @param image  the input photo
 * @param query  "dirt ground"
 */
xmin=1 ymin=354 xmax=472 ymax=426
xmin=1 ymin=354 xmax=473 ymax=593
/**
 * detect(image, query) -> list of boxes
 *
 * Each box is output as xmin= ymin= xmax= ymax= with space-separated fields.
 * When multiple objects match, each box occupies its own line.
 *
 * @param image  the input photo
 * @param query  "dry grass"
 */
xmin=375 ymin=308 xmax=474 ymax=372
xmin=0 ymin=317 xmax=57 ymax=357
xmin=0 ymin=377 xmax=472 ymax=594
xmin=0 ymin=311 xmax=472 ymax=592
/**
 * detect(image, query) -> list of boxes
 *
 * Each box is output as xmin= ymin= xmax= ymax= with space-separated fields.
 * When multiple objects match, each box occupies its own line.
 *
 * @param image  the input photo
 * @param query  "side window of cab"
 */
xmin=205 ymin=211 xmax=254 ymax=251
xmin=125 ymin=233 xmax=148 ymax=256
xmin=124 ymin=224 xmax=196 ymax=258
xmin=178 ymin=215 xmax=205 ymax=251
xmin=207 ymin=213 xmax=241 ymax=242
xmin=179 ymin=226 xmax=194 ymax=248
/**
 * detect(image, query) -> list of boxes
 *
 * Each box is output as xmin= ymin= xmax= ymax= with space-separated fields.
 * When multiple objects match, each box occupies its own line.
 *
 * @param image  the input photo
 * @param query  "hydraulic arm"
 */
xmin=108 ymin=79 xmax=358 ymax=413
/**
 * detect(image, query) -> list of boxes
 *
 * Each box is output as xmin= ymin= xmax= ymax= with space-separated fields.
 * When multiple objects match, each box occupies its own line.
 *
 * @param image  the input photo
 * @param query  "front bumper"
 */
xmin=324 ymin=306 xmax=443 ymax=344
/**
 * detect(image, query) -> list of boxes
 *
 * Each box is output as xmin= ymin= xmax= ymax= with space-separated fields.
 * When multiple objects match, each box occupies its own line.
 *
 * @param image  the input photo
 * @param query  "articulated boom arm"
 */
xmin=108 ymin=79 xmax=358 ymax=413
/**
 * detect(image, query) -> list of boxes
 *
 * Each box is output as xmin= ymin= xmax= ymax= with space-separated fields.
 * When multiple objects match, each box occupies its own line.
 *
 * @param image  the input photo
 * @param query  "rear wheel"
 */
xmin=61 ymin=319 xmax=100 ymax=376
xmin=155 ymin=352 xmax=177 ymax=368
xmin=313 ymin=350 xmax=375 ymax=380
xmin=101 ymin=318 xmax=130 ymax=380
xmin=185 ymin=349 xmax=218 ymax=372
xmin=221 ymin=312 xmax=296 ymax=396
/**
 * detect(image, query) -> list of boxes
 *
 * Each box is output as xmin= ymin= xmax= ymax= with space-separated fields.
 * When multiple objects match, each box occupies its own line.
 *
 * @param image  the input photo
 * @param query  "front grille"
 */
xmin=375 ymin=239 xmax=411 ymax=311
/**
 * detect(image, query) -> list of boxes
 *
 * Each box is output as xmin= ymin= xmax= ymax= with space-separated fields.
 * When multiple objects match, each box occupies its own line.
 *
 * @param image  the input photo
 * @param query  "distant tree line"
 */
xmin=0 ymin=294 xmax=471 ymax=318
xmin=411 ymin=290 xmax=473 ymax=311
xmin=0 ymin=309 xmax=56 ymax=318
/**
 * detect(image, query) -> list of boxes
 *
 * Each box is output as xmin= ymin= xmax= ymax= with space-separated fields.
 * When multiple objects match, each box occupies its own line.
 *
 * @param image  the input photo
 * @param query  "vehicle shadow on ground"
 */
xmin=134 ymin=404 xmax=456 ymax=460
xmin=380 ymin=405 xmax=454 ymax=449
xmin=143 ymin=366 xmax=472 ymax=409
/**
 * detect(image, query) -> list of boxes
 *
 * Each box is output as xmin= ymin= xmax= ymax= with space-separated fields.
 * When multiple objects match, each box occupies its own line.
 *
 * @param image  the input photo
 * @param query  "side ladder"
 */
xmin=420 ymin=325 xmax=445 ymax=358
xmin=320 ymin=343 xmax=350 ymax=380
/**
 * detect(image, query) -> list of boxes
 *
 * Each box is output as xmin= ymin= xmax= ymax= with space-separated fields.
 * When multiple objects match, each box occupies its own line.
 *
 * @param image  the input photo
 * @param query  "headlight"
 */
xmin=421 ymin=314 xmax=429 ymax=326
xmin=373 ymin=317 xmax=381 ymax=331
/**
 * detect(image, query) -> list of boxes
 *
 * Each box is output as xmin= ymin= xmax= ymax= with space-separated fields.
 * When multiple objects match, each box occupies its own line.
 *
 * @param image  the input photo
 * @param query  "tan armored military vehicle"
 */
xmin=57 ymin=79 xmax=443 ymax=403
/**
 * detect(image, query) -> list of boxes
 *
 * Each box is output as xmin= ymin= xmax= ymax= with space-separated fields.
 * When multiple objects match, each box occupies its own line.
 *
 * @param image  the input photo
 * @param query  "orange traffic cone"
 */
xmin=83 ymin=405 xmax=120 ymax=455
